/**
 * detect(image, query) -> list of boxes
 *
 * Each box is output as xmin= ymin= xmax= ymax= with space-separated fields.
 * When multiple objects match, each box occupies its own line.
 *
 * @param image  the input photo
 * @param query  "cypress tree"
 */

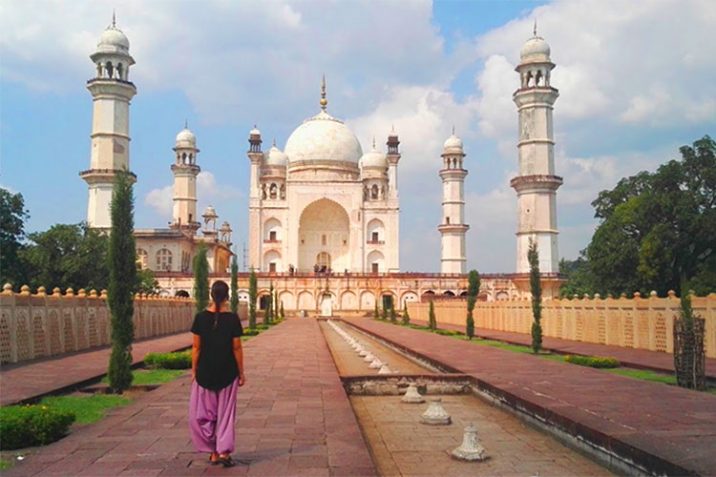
xmin=402 ymin=302 xmax=410 ymax=325
xmin=528 ymin=239 xmax=543 ymax=353
xmin=466 ymin=269 xmax=480 ymax=340
xmin=280 ymin=301 xmax=285 ymax=320
xmin=230 ymin=255 xmax=238 ymax=314
xmin=274 ymin=288 xmax=279 ymax=322
xmin=381 ymin=301 xmax=387 ymax=320
xmin=389 ymin=301 xmax=397 ymax=323
xmin=248 ymin=269 xmax=257 ymax=329
xmin=264 ymin=282 xmax=273 ymax=325
xmin=373 ymin=301 xmax=379 ymax=320
xmin=107 ymin=170 xmax=136 ymax=393
xmin=192 ymin=244 xmax=209 ymax=314
xmin=428 ymin=300 xmax=437 ymax=331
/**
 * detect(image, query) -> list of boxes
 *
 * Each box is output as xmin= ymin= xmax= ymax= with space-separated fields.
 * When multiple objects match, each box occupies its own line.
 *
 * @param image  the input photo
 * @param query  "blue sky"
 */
xmin=2 ymin=0 xmax=714 ymax=273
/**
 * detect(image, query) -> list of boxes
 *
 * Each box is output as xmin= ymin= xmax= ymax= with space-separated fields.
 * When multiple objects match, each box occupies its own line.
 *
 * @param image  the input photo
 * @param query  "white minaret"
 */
xmin=80 ymin=14 xmax=137 ymax=230
xmin=247 ymin=126 xmax=263 ymax=270
xmin=438 ymin=130 xmax=469 ymax=274
xmin=171 ymin=123 xmax=201 ymax=232
xmin=511 ymin=25 xmax=562 ymax=273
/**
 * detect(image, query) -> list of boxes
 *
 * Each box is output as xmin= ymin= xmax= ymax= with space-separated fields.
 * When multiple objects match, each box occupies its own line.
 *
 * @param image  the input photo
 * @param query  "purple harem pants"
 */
xmin=189 ymin=378 xmax=238 ymax=454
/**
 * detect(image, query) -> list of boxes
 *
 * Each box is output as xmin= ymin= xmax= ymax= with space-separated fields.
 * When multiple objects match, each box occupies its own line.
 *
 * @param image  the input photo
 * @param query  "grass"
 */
xmin=38 ymin=395 xmax=130 ymax=425
xmin=0 ymin=459 xmax=11 ymax=470
xmin=101 ymin=369 xmax=185 ymax=386
xmin=392 ymin=319 xmax=716 ymax=393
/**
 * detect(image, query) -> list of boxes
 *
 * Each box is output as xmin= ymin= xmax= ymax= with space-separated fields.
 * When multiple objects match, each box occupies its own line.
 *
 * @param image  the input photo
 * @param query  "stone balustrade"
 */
xmin=408 ymin=292 xmax=716 ymax=358
xmin=0 ymin=284 xmax=195 ymax=365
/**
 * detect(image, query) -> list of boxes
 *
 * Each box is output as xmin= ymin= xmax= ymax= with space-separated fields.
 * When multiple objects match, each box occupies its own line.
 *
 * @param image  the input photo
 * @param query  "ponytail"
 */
xmin=209 ymin=280 xmax=230 ymax=330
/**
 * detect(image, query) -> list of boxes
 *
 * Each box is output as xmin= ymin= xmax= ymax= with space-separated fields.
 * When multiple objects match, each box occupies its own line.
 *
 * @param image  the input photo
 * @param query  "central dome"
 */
xmin=284 ymin=111 xmax=363 ymax=165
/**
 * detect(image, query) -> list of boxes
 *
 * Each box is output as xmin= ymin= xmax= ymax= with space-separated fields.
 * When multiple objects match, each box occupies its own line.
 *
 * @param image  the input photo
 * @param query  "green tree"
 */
xmin=428 ymin=300 xmax=436 ymax=331
xmin=389 ymin=301 xmax=397 ymax=323
xmin=135 ymin=267 xmax=158 ymax=295
xmin=192 ymin=244 xmax=209 ymax=313
xmin=401 ymin=302 xmax=410 ymax=325
xmin=230 ymin=255 xmax=238 ymax=314
xmin=466 ymin=269 xmax=480 ymax=340
xmin=264 ymin=282 xmax=273 ymax=325
xmin=529 ymin=239 xmax=543 ymax=353
xmin=381 ymin=300 xmax=387 ymax=320
xmin=0 ymin=188 xmax=29 ymax=286
xmin=274 ymin=288 xmax=279 ymax=322
xmin=280 ymin=301 xmax=285 ymax=320
xmin=373 ymin=301 xmax=379 ymax=320
xmin=558 ymin=257 xmax=595 ymax=298
xmin=248 ymin=269 xmax=257 ymax=329
xmin=107 ymin=171 xmax=136 ymax=393
xmin=20 ymin=223 xmax=109 ymax=291
xmin=585 ymin=136 xmax=716 ymax=296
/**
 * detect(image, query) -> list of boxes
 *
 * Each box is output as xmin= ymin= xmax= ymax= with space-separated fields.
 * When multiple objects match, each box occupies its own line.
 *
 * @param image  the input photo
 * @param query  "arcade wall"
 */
xmin=407 ymin=292 xmax=716 ymax=358
xmin=0 ymin=286 xmax=195 ymax=365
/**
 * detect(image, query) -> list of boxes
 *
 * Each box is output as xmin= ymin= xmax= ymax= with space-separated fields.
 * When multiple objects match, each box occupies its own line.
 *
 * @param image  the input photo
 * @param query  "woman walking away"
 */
xmin=189 ymin=280 xmax=245 ymax=467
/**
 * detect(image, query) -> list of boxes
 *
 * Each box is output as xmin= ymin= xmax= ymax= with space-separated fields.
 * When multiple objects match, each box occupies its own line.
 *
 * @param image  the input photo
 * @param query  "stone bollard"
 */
xmin=378 ymin=364 xmax=392 ymax=374
xmin=451 ymin=424 xmax=487 ymax=461
xmin=420 ymin=398 xmax=451 ymax=425
xmin=368 ymin=357 xmax=383 ymax=369
xmin=401 ymin=383 xmax=425 ymax=403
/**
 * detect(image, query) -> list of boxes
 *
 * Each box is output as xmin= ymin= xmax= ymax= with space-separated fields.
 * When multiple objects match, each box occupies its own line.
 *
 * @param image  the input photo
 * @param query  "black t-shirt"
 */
xmin=191 ymin=311 xmax=243 ymax=390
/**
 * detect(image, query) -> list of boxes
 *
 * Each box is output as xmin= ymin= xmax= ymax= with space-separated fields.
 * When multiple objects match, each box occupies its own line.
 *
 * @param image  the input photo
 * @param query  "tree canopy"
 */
xmin=567 ymin=135 xmax=716 ymax=297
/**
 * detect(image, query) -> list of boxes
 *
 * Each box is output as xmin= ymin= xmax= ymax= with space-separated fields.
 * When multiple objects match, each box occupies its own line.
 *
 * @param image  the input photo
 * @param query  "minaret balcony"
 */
xmin=79 ymin=168 xmax=136 ymax=184
xmin=439 ymin=168 xmax=468 ymax=180
xmin=510 ymin=174 xmax=563 ymax=192
xmin=438 ymin=223 xmax=469 ymax=233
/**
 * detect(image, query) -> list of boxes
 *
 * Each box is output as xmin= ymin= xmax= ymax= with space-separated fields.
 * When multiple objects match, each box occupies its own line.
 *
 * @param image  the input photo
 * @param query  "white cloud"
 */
xmin=144 ymin=184 xmax=172 ymax=217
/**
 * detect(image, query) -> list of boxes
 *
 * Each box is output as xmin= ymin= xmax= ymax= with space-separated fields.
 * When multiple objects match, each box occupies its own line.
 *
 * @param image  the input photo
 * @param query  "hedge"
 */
xmin=0 ymin=405 xmax=75 ymax=450
xmin=144 ymin=351 xmax=191 ymax=369
xmin=565 ymin=355 xmax=620 ymax=368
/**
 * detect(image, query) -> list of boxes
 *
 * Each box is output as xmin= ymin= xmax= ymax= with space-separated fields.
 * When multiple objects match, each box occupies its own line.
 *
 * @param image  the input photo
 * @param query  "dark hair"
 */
xmin=210 ymin=280 xmax=229 ymax=329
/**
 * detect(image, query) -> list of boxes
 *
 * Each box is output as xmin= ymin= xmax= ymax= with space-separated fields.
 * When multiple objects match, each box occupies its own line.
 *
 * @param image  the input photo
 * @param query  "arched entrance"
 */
xmin=320 ymin=293 xmax=333 ymax=317
xmin=298 ymin=199 xmax=350 ymax=272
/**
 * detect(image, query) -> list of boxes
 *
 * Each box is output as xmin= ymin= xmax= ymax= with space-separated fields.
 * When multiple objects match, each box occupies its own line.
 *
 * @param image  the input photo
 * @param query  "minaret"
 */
xmin=386 ymin=127 xmax=400 ymax=199
xmin=80 ymin=14 xmax=137 ymax=230
xmin=247 ymin=126 xmax=263 ymax=270
xmin=438 ymin=130 xmax=469 ymax=274
xmin=171 ymin=123 xmax=201 ymax=232
xmin=511 ymin=25 xmax=562 ymax=273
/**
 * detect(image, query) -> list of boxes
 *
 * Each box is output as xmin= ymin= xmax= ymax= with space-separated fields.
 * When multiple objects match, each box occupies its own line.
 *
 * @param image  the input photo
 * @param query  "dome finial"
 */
xmin=372 ymin=136 xmax=376 ymax=149
xmin=452 ymin=125 xmax=455 ymax=135
xmin=112 ymin=10 xmax=116 ymax=28
xmin=184 ymin=118 xmax=188 ymax=129
xmin=320 ymin=74 xmax=328 ymax=111
xmin=272 ymin=137 xmax=276 ymax=147
xmin=533 ymin=19 xmax=537 ymax=37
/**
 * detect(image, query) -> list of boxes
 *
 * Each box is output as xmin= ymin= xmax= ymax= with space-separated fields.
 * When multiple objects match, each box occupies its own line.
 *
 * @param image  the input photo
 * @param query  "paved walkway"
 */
xmin=349 ymin=317 xmax=716 ymax=476
xmin=410 ymin=318 xmax=716 ymax=378
xmin=0 ymin=332 xmax=194 ymax=406
xmin=5 ymin=318 xmax=376 ymax=477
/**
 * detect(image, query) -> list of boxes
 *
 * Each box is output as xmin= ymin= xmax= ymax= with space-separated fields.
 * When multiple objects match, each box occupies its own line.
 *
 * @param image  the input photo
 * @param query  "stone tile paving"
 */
xmin=0 ymin=332 xmax=194 ymax=406
xmin=4 ymin=318 xmax=376 ymax=477
xmin=353 ymin=394 xmax=611 ymax=476
xmin=349 ymin=317 xmax=716 ymax=476
xmin=409 ymin=318 xmax=716 ymax=378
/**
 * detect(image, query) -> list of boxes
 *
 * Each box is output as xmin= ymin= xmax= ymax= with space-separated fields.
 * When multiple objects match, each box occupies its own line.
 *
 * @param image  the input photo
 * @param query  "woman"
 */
xmin=189 ymin=280 xmax=245 ymax=467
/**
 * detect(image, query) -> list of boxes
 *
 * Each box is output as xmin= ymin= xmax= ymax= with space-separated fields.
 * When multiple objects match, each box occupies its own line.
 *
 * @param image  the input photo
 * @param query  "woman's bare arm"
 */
xmin=233 ymin=337 xmax=245 ymax=386
xmin=191 ymin=334 xmax=201 ymax=380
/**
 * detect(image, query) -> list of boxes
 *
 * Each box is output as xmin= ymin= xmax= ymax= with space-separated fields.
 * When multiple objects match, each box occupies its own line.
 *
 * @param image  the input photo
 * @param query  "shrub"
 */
xmin=243 ymin=328 xmax=260 ymax=336
xmin=565 ymin=355 xmax=620 ymax=368
xmin=144 ymin=351 xmax=191 ymax=369
xmin=434 ymin=329 xmax=463 ymax=336
xmin=0 ymin=405 xmax=75 ymax=450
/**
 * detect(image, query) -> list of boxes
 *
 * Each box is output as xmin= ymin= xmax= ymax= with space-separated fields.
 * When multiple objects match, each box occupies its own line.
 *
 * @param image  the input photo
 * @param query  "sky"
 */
xmin=1 ymin=0 xmax=714 ymax=273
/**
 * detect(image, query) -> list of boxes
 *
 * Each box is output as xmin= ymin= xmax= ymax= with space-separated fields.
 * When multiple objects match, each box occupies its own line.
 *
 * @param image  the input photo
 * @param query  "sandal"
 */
xmin=217 ymin=455 xmax=236 ymax=468
xmin=209 ymin=453 xmax=220 ymax=465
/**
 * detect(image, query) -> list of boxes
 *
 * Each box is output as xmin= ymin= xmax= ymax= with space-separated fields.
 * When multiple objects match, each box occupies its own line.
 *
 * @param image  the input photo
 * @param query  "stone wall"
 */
xmin=0 ymin=286 xmax=195 ymax=365
xmin=407 ymin=292 xmax=716 ymax=358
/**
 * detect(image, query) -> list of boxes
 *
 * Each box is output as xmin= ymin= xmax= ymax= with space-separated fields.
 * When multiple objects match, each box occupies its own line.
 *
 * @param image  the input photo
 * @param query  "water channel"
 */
xmin=319 ymin=319 xmax=613 ymax=476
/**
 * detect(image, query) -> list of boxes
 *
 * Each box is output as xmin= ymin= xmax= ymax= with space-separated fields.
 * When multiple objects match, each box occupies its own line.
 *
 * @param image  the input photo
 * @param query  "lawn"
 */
xmin=101 ymin=369 xmax=185 ymax=386
xmin=38 ymin=394 xmax=130 ymax=425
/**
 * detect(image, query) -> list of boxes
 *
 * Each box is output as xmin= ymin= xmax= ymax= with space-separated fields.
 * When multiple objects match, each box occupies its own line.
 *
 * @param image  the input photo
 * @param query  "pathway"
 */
xmin=4 ymin=318 xmax=376 ymax=477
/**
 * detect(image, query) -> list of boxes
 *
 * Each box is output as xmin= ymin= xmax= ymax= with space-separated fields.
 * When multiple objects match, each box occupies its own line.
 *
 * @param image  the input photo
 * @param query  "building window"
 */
xmin=269 ymin=263 xmax=276 ymax=273
xmin=269 ymin=230 xmax=277 ymax=241
xmin=372 ymin=263 xmax=379 ymax=273
xmin=446 ymin=217 xmax=450 ymax=224
xmin=322 ymin=234 xmax=327 ymax=246
xmin=371 ymin=232 xmax=379 ymax=242
xmin=156 ymin=248 xmax=173 ymax=271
